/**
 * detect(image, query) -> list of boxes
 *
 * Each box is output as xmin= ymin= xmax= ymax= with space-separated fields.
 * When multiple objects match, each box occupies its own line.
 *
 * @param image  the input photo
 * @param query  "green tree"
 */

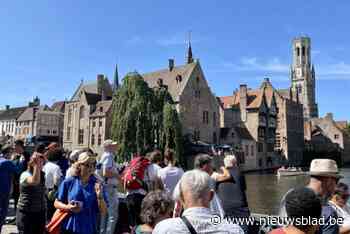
xmin=111 ymin=72 xmax=184 ymax=165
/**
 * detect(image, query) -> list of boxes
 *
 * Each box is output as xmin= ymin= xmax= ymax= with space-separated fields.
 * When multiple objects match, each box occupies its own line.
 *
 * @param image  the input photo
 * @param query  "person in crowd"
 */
xmin=0 ymin=144 xmax=21 ymax=232
xmin=16 ymin=152 xmax=47 ymax=234
xmin=279 ymin=159 xmax=342 ymax=234
xmin=9 ymin=140 xmax=29 ymax=224
xmin=213 ymin=155 xmax=250 ymax=233
xmin=99 ymin=140 xmax=120 ymax=234
xmin=134 ymin=190 xmax=174 ymax=234
xmin=42 ymin=148 xmax=63 ymax=220
xmin=329 ymin=182 xmax=350 ymax=233
xmin=157 ymin=149 xmax=184 ymax=196
xmin=153 ymin=169 xmax=244 ymax=234
xmin=146 ymin=150 xmax=163 ymax=191
xmin=271 ymin=187 xmax=322 ymax=234
xmin=65 ymin=149 xmax=82 ymax=178
xmin=173 ymin=154 xmax=225 ymax=218
xmin=124 ymin=153 xmax=151 ymax=228
xmin=54 ymin=152 xmax=107 ymax=234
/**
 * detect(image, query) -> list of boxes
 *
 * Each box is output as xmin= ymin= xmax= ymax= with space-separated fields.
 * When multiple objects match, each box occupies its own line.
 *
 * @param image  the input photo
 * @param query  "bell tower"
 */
xmin=291 ymin=37 xmax=318 ymax=119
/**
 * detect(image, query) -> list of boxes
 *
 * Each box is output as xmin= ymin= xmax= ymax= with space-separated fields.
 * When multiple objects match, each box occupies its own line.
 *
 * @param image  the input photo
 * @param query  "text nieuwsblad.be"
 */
xmin=210 ymin=215 xmax=344 ymax=226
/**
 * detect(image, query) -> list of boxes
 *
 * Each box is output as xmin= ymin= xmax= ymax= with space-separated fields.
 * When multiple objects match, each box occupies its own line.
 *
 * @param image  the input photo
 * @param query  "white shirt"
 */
xmin=99 ymin=151 xmax=119 ymax=186
xmin=158 ymin=165 xmax=184 ymax=195
xmin=147 ymin=163 xmax=161 ymax=181
xmin=153 ymin=207 xmax=243 ymax=234
xmin=42 ymin=161 xmax=62 ymax=189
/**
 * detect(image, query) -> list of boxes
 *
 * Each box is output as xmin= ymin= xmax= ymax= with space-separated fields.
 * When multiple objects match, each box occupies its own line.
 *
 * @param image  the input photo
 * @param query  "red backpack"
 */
xmin=122 ymin=156 xmax=150 ymax=190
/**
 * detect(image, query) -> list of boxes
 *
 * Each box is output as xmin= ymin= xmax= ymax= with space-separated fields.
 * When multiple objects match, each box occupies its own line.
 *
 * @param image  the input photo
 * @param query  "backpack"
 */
xmin=122 ymin=156 xmax=150 ymax=190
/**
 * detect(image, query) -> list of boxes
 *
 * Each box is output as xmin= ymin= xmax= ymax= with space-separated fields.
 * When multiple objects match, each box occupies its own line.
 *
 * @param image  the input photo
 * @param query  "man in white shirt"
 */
xmin=42 ymin=148 xmax=63 ymax=219
xmin=153 ymin=170 xmax=244 ymax=234
xmin=99 ymin=140 xmax=120 ymax=234
xmin=158 ymin=149 xmax=184 ymax=196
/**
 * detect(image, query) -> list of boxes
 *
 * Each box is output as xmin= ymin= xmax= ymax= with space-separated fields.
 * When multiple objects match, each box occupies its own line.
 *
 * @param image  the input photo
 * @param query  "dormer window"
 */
xmin=157 ymin=78 xmax=163 ymax=87
xmin=176 ymin=75 xmax=182 ymax=83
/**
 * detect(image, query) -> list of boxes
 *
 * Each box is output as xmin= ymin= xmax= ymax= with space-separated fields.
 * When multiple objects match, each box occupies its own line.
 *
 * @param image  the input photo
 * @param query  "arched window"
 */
xmin=302 ymin=46 xmax=305 ymax=56
xmin=296 ymin=47 xmax=300 ymax=56
xmin=68 ymin=108 xmax=72 ymax=123
xmin=79 ymin=106 xmax=85 ymax=119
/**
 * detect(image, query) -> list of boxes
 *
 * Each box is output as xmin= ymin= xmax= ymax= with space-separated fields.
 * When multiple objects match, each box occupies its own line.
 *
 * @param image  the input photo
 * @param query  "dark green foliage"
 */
xmin=111 ymin=72 xmax=184 ymax=165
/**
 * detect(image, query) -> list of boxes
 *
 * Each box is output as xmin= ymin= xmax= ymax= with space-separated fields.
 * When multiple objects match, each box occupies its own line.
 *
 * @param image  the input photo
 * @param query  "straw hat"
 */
xmin=103 ymin=139 xmax=118 ymax=148
xmin=77 ymin=152 xmax=95 ymax=164
xmin=308 ymin=159 xmax=342 ymax=179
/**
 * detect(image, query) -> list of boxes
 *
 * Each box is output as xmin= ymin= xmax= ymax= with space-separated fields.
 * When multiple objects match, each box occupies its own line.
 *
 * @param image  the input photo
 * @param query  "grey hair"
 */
xmin=224 ymin=155 xmax=237 ymax=167
xmin=177 ymin=169 xmax=212 ymax=201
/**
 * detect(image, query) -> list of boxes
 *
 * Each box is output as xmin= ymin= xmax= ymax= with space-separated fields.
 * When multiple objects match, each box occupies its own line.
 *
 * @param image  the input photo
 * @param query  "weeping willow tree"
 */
xmin=111 ymin=71 xmax=184 ymax=165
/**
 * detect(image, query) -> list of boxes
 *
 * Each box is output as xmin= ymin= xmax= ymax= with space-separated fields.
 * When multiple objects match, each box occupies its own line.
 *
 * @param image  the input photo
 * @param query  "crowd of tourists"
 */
xmin=0 ymin=139 xmax=350 ymax=234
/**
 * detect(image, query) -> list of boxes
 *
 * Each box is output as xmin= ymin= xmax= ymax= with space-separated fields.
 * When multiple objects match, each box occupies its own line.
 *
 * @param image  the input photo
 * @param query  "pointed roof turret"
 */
xmin=186 ymin=31 xmax=194 ymax=64
xmin=113 ymin=64 xmax=119 ymax=92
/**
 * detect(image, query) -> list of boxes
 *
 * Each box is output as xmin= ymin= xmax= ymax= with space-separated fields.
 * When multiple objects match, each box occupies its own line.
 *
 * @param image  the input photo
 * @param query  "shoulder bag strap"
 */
xmin=181 ymin=216 xmax=198 ymax=234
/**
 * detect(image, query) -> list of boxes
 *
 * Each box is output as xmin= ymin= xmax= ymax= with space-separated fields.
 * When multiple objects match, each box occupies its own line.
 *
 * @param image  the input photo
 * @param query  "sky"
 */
xmin=0 ymin=0 xmax=349 ymax=120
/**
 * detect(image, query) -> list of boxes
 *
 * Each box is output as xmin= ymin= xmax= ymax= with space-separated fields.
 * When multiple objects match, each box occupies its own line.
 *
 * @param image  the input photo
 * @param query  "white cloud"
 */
xmin=223 ymin=57 xmax=290 ymax=73
xmin=217 ymin=56 xmax=350 ymax=80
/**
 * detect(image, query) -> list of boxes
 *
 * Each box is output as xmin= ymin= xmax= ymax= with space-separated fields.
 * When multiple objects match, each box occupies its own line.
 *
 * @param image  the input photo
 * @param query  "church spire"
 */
xmin=113 ymin=63 xmax=119 ymax=92
xmin=186 ymin=31 xmax=193 ymax=64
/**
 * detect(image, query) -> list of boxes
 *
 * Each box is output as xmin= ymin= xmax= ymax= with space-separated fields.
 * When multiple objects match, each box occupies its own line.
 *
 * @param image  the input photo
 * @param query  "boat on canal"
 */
xmin=277 ymin=167 xmax=306 ymax=177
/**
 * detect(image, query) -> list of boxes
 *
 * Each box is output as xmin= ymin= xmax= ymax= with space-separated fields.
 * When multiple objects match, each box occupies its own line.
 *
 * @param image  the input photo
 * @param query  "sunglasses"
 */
xmin=81 ymin=163 xmax=95 ymax=168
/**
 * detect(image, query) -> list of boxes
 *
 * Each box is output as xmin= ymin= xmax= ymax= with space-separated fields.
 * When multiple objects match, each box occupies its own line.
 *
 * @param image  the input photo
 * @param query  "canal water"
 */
xmin=245 ymin=167 xmax=350 ymax=215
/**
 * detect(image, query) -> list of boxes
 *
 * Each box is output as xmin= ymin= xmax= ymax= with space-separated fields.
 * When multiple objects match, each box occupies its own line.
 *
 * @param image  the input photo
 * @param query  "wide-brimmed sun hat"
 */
xmin=77 ymin=152 xmax=95 ymax=164
xmin=103 ymin=139 xmax=118 ymax=148
xmin=308 ymin=159 xmax=343 ymax=179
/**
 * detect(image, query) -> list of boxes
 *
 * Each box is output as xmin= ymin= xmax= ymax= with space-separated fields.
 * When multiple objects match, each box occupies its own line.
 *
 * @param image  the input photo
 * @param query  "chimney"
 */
xmin=168 ymin=59 xmax=174 ymax=71
xmin=325 ymin=113 xmax=333 ymax=121
xmin=97 ymin=74 xmax=104 ymax=95
xmin=239 ymin=84 xmax=247 ymax=122
xmin=5 ymin=105 xmax=10 ymax=110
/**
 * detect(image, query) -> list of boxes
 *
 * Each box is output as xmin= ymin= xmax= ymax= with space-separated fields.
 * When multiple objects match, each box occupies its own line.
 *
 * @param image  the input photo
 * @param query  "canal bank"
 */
xmin=245 ymin=167 xmax=350 ymax=215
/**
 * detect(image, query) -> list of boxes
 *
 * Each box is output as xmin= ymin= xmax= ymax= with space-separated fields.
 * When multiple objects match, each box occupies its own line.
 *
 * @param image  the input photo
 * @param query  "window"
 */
xmin=258 ymin=127 xmax=266 ymax=138
xmin=47 ymin=130 xmax=50 ymax=134
xmin=296 ymin=47 xmax=300 ymax=56
xmin=98 ymin=134 xmax=102 ymax=145
xmin=213 ymin=112 xmax=216 ymax=127
xmin=79 ymin=106 xmax=85 ymax=119
xmin=302 ymin=46 xmax=305 ymax=56
xmin=231 ymin=131 xmax=235 ymax=138
xmin=99 ymin=119 xmax=103 ymax=127
xmin=251 ymin=145 xmax=254 ymax=156
xmin=91 ymin=134 xmax=95 ymax=145
xmin=202 ymin=111 xmax=209 ymax=124
xmin=213 ymin=132 xmax=217 ymax=144
xmin=99 ymin=106 xmax=103 ymax=112
xmin=245 ymin=145 xmax=249 ymax=157
xmin=78 ymin=129 xmax=84 ymax=144
xmin=53 ymin=130 xmax=57 ymax=135
xmin=194 ymin=90 xmax=201 ymax=98
xmin=196 ymin=76 xmax=200 ymax=83
xmin=92 ymin=120 xmax=96 ymax=128
xmin=68 ymin=108 xmax=72 ymax=123
xmin=267 ymin=143 xmax=274 ymax=152
xmin=193 ymin=130 xmax=200 ymax=141
xmin=258 ymin=142 xmax=264 ymax=152
xmin=66 ymin=127 xmax=71 ymax=141
xmin=335 ymin=134 xmax=339 ymax=139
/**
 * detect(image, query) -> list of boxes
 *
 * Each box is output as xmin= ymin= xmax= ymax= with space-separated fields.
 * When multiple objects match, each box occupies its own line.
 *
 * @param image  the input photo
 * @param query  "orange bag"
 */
xmin=46 ymin=209 xmax=69 ymax=234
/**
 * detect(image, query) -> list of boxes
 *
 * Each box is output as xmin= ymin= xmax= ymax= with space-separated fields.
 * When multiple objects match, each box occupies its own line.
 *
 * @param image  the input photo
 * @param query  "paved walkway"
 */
xmin=1 ymin=200 xmax=17 ymax=234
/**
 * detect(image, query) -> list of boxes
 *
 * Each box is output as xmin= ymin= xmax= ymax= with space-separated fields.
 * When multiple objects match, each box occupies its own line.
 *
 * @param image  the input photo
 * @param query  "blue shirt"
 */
xmin=0 ymin=157 xmax=20 ymax=197
xmin=57 ymin=175 xmax=100 ymax=234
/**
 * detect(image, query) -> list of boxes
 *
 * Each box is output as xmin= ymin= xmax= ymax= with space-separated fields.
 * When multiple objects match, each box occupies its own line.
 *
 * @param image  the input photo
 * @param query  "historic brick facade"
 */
xmin=142 ymin=57 xmax=220 ymax=144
